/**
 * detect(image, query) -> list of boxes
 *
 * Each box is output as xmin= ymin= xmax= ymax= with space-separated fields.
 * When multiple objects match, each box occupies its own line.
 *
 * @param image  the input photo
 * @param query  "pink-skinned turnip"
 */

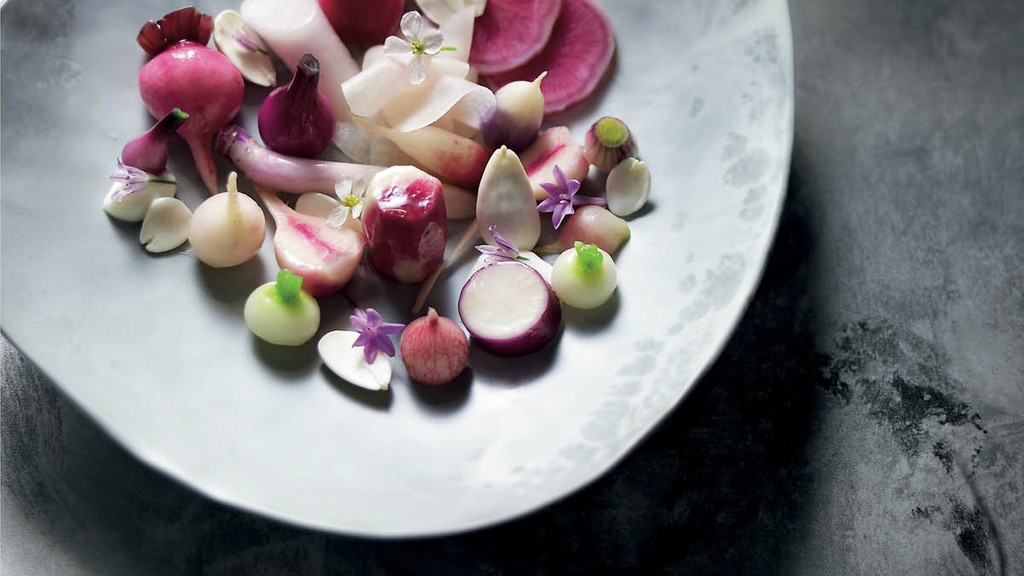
xmin=137 ymin=7 xmax=244 ymax=194
xmin=400 ymin=308 xmax=469 ymax=385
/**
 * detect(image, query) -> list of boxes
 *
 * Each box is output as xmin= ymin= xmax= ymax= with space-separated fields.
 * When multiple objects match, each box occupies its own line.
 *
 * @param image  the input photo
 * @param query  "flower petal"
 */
xmin=384 ymin=35 xmax=411 ymax=54
xmin=552 ymin=203 xmax=574 ymax=229
xmin=420 ymin=29 xmax=445 ymax=55
xmin=408 ymin=55 xmax=429 ymax=84
xmin=400 ymin=11 xmax=423 ymax=39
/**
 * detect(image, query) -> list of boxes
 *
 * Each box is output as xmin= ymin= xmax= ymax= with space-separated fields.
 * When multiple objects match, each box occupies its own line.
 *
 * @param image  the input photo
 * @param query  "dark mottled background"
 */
xmin=3 ymin=0 xmax=1023 ymax=574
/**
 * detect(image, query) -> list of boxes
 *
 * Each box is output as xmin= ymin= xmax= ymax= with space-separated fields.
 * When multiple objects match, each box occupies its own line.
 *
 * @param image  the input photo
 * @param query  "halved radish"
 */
xmin=469 ymin=0 xmax=562 ymax=75
xmin=484 ymin=0 xmax=615 ymax=116
xmin=458 ymin=261 xmax=561 ymax=356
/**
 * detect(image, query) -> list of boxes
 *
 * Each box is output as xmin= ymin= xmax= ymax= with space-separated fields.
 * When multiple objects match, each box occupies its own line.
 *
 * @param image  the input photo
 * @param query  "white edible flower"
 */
xmin=384 ymin=11 xmax=449 ymax=85
xmin=327 ymin=177 xmax=367 ymax=228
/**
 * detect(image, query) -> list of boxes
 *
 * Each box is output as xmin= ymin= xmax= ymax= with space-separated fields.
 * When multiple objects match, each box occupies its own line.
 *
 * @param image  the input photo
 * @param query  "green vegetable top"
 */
xmin=593 ymin=117 xmax=630 ymax=148
xmin=574 ymin=241 xmax=604 ymax=277
xmin=275 ymin=269 xmax=304 ymax=305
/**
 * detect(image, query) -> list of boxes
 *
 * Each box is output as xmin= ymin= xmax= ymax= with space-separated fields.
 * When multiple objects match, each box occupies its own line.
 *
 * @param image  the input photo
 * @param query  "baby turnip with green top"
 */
xmin=245 ymin=269 xmax=321 ymax=346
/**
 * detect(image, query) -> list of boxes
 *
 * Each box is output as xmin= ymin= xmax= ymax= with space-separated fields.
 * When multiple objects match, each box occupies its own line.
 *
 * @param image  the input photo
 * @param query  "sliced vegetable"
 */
xmin=255 ymin=184 xmax=366 ymax=296
xmin=535 ymin=204 xmax=630 ymax=256
xmin=480 ymin=72 xmax=546 ymax=152
xmin=188 ymin=172 xmax=266 ymax=268
xmin=550 ymin=241 xmax=617 ymax=309
xmin=361 ymin=166 xmax=447 ymax=284
xmin=519 ymin=126 xmax=590 ymax=201
xmin=137 ymin=7 xmax=245 ymax=194
xmin=244 ymin=269 xmax=321 ymax=346
xmin=484 ymin=0 xmax=615 ymax=116
xmin=470 ymin=0 xmax=562 ymax=75
xmin=584 ymin=116 xmax=639 ymax=172
xmin=400 ymin=307 xmax=469 ymax=385
xmin=476 ymin=146 xmax=541 ymax=251
xmin=120 ymin=108 xmax=189 ymax=175
xmin=258 ymin=53 xmax=335 ymax=158
xmin=605 ymin=158 xmax=651 ymax=217
xmin=139 ymin=197 xmax=191 ymax=253
xmin=240 ymin=0 xmax=360 ymax=120
xmin=212 ymin=9 xmax=276 ymax=87
xmin=458 ymin=261 xmax=561 ymax=356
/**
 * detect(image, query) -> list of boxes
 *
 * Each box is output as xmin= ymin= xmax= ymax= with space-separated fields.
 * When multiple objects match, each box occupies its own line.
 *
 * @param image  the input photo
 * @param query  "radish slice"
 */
xmin=469 ymin=0 xmax=562 ymax=75
xmin=484 ymin=0 xmax=615 ymax=116
xmin=458 ymin=261 xmax=561 ymax=356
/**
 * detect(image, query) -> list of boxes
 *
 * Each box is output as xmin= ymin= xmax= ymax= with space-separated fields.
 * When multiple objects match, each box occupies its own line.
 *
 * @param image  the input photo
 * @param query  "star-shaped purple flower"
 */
xmin=536 ymin=165 xmax=605 ymax=229
xmin=475 ymin=225 xmax=521 ymax=263
xmin=108 ymin=158 xmax=152 ymax=201
xmin=350 ymin=307 xmax=405 ymax=364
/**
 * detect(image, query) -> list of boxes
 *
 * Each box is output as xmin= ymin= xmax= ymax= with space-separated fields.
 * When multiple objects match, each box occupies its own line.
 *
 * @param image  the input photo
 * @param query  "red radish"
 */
xmin=470 ymin=0 xmax=562 ymax=75
xmin=120 ymin=108 xmax=189 ymax=175
xmin=257 ymin=53 xmax=335 ymax=158
xmin=484 ymin=0 xmax=616 ymax=116
xmin=317 ymin=0 xmax=404 ymax=49
xmin=458 ymin=261 xmax=562 ymax=356
xmin=536 ymin=204 xmax=631 ymax=256
xmin=400 ymin=308 xmax=469 ymax=385
xmin=255 ymin=184 xmax=366 ymax=296
xmin=361 ymin=166 xmax=448 ymax=284
xmin=519 ymin=126 xmax=590 ymax=201
xmin=137 ymin=7 xmax=245 ymax=194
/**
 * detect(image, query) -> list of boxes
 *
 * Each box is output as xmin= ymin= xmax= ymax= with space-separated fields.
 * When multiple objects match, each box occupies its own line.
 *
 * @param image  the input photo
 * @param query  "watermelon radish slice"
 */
xmin=469 ymin=0 xmax=562 ymax=75
xmin=484 ymin=0 xmax=616 ymax=116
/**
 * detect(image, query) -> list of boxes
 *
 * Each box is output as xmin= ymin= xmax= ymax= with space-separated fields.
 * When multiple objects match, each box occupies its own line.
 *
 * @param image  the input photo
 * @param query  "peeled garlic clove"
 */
xmin=480 ymin=72 xmax=547 ymax=151
xmin=584 ymin=116 xmax=639 ymax=173
xmin=102 ymin=174 xmax=177 ymax=222
xmin=213 ymin=10 xmax=276 ymax=87
xmin=318 ymin=330 xmax=393 ymax=391
xmin=606 ymin=158 xmax=651 ymax=217
xmin=139 ymin=197 xmax=192 ymax=253
xmin=476 ymin=146 xmax=541 ymax=251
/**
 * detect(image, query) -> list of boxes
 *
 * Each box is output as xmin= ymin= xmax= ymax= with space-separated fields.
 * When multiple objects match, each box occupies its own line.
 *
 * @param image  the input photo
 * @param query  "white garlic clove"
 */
xmin=606 ymin=158 xmax=651 ymax=217
xmin=318 ymin=330 xmax=393 ymax=391
xmin=102 ymin=175 xmax=177 ymax=222
xmin=139 ymin=197 xmax=192 ymax=253
xmin=213 ymin=10 xmax=277 ymax=87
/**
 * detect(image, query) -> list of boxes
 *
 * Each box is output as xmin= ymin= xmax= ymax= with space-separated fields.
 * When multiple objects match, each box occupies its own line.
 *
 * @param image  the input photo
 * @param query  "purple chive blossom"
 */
xmin=350 ymin=307 xmax=405 ymax=364
xmin=475 ymin=225 xmax=522 ymax=262
xmin=108 ymin=159 xmax=153 ymax=201
xmin=536 ymin=165 xmax=605 ymax=229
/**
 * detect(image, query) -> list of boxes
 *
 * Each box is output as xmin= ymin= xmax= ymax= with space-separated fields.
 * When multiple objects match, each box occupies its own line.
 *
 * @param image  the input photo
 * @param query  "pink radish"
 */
xmin=484 ymin=0 xmax=616 ymax=116
xmin=255 ymin=184 xmax=366 ymax=296
xmin=519 ymin=126 xmax=590 ymax=201
xmin=470 ymin=0 xmax=562 ymax=75
xmin=137 ymin=7 xmax=245 ymax=194
xmin=400 ymin=308 xmax=469 ymax=385
xmin=458 ymin=261 xmax=561 ymax=356
xmin=354 ymin=119 xmax=489 ymax=189
xmin=535 ymin=204 xmax=631 ymax=256
xmin=317 ymin=0 xmax=404 ymax=49
xmin=361 ymin=166 xmax=448 ymax=284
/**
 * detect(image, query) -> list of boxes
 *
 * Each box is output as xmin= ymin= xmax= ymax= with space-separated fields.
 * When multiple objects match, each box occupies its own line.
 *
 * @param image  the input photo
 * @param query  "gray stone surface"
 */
xmin=3 ymin=0 xmax=1023 ymax=574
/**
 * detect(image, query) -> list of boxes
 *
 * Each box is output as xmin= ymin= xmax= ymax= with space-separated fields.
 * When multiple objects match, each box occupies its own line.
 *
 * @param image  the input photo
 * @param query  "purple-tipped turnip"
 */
xmin=550 ymin=241 xmax=617 ymax=309
xmin=606 ymin=158 xmax=651 ymax=217
xmin=258 ymin=53 xmax=335 ymax=158
xmin=584 ymin=116 xmax=639 ymax=173
xmin=188 ymin=172 xmax=267 ymax=268
xmin=476 ymin=146 xmax=541 ymax=251
xmin=255 ymin=184 xmax=366 ymax=296
xmin=458 ymin=261 xmax=561 ymax=357
xmin=480 ymin=72 xmax=547 ymax=152
xmin=535 ymin=204 xmax=630 ymax=256
xmin=484 ymin=0 xmax=615 ymax=116
xmin=137 ymin=8 xmax=245 ymax=195
xmin=120 ymin=108 xmax=189 ymax=175
xmin=216 ymin=125 xmax=382 ymax=195
xmin=520 ymin=126 xmax=590 ymax=201
xmin=361 ymin=166 xmax=447 ymax=284
xmin=240 ymin=0 xmax=360 ymax=120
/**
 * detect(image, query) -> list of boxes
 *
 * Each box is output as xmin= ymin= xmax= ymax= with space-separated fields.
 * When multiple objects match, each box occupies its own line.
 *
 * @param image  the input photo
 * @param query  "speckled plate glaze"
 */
xmin=0 ymin=0 xmax=793 ymax=536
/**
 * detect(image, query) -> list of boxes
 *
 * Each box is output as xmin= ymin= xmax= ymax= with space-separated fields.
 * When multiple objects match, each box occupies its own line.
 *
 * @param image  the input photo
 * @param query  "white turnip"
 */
xmin=550 ymin=241 xmax=617 ymax=309
xmin=245 ymin=269 xmax=321 ymax=346
xmin=188 ymin=172 xmax=266 ymax=268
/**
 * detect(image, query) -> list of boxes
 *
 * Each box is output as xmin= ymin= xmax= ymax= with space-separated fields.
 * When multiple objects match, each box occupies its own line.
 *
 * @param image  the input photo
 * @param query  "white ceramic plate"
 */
xmin=0 ymin=0 xmax=793 ymax=536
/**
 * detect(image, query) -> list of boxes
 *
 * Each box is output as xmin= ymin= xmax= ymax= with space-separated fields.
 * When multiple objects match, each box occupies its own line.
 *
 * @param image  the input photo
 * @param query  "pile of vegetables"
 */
xmin=104 ymin=0 xmax=652 ymax=390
